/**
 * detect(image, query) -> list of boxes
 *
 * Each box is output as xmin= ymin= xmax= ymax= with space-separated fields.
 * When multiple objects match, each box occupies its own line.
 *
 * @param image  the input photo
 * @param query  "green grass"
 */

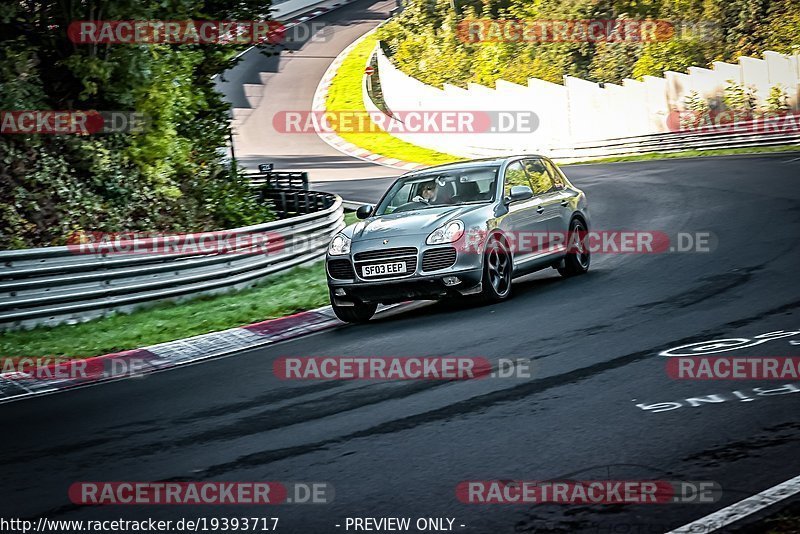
xmin=562 ymin=144 xmax=800 ymax=165
xmin=0 ymin=213 xmax=361 ymax=360
xmin=344 ymin=210 xmax=359 ymax=225
xmin=325 ymin=35 xmax=461 ymax=166
xmin=0 ymin=263 xmax=330 ymax=359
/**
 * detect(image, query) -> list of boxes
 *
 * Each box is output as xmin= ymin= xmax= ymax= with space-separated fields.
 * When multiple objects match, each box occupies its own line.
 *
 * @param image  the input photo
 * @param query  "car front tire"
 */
xmin=478 ymin=235 xmax=513 ymax=303
xmin=330 ymin=292 xmax=377 ymax=323
xmin=558 ymin=218 xmax=590 ymax=277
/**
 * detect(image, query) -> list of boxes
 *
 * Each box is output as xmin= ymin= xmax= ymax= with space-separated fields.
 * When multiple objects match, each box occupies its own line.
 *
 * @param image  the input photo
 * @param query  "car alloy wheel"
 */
xmin=481 ymin=236 xmax=512 ymax=301
xmin=558 ymin=219 xmax=590 ymax=277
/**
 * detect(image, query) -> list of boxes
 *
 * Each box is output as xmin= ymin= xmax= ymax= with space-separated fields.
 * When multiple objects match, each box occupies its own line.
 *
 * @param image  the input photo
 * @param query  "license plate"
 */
xmin=362 ymin=262 xmax=406 ymax=277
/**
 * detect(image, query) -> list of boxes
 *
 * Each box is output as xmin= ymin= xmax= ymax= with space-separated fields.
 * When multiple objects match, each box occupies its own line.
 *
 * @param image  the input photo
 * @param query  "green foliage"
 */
xmin=722 ymin=80 xmax=757 ymax=118
xmin=631 ymin=38 xmax=710 ymax=79
xmin=681 ymin=90 xmax=711 ymax=129
xmin=0 ymin=0 xmax=275 ymax=249
xmin=377 ymin=0 xmax=800 ymax=88
xmin=766 ymin=85 xmax=790 ymax=113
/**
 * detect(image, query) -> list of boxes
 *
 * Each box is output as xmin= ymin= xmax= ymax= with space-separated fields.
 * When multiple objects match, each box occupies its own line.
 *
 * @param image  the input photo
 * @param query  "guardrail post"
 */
xmin=279 ymin=190 xmax=288 ymax=218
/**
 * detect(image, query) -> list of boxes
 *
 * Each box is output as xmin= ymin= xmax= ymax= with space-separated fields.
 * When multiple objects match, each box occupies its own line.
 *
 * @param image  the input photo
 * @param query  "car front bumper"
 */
xmin=326 ymin=235 xmax=485 ymax=304
xmin=328 ymin=267 xmax=483 ymax=305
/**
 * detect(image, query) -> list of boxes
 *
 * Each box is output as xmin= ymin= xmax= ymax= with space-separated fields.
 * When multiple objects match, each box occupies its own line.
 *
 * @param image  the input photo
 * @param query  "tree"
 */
xmin=0 ymin=0 xmax=275 ymax=248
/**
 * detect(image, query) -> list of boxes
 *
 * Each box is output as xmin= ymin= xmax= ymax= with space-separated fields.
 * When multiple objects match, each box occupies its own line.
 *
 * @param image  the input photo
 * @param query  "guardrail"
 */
xmin=548 ymin=125 xmax=800 ymax=162
xmin=248 ymin=170 xmax=329 ymax=218
xmin=0 ymin=189 xmax=344 ymax=331
xmin=436 ymin=126 xmax=800 ymax=162
xmin=249 ymin=170 xmax=309 ymax=191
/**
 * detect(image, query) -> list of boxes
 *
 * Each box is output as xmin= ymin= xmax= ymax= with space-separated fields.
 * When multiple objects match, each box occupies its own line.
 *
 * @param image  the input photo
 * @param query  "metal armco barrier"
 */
xmin=454 ymin=128 xmax=800 ymax=162
xmin=0 ymin=190 xmax=344 ymax=331
xmin=249 ymin=171 xmax=309 ymax=191
xmin=548 ymin=127 xmax=800 ymax=162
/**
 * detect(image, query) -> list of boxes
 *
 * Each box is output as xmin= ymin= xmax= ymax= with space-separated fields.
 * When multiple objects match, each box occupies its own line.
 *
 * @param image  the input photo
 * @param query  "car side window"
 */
xmin=542 ymin=159 xmax=565 ymax=190
xmin=523 ymin=159 xmax=555 ymax=196
xmin=504 ymin=161 xmax=531 ymax=197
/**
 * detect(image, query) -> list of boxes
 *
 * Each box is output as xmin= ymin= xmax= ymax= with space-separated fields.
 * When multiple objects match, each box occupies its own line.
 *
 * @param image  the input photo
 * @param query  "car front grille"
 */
xmin=421 ymin=247 xmax=457 ymax=272
xmin=353 ymin=247 xmax=418 ymax=262
xmin=353 ymin=247 xmax=418 ymax=280
xmin=327 ymin=259 xmax=355 ymax=280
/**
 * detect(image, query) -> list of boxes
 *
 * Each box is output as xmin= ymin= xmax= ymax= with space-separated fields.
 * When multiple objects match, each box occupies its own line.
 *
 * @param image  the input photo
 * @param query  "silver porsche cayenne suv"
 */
xmin=326 ymin=155 xmax=590 ymax=323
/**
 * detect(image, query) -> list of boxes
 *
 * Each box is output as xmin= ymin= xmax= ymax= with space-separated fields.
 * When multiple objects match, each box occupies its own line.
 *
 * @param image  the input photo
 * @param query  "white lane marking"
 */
xmin=666 ymin=473 xmax=800 ymax=533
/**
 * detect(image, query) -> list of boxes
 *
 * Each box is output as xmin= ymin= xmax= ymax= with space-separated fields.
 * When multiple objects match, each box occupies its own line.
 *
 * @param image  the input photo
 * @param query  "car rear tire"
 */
xmin=558 ymin=218 xmax=590 ymax=277
xmin=331 ymin=293 xmax=377 ymax=323
xmin=478 ymin=235 xmax=512 ymax=303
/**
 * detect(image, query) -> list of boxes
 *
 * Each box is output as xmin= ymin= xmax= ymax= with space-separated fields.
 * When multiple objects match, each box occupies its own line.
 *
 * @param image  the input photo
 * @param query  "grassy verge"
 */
xmin=0 ymin=211 xmax=361 ymax=360
xmin=562 ymin=144 xmax=800 ymax=165
xmin=344 ymin=210 xmax=359 ymax=225
xmin=0 ymin=263 xmax=330 ymax=359
xmin=325 ymin=34 xmax=461 ymax=166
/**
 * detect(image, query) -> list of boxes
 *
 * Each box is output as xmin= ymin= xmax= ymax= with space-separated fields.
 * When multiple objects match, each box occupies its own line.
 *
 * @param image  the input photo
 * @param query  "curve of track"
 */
xmin=215 ymin=0 xmax=402 ymax=181
xmin=3 ymin=153 xmax=800 ymax=533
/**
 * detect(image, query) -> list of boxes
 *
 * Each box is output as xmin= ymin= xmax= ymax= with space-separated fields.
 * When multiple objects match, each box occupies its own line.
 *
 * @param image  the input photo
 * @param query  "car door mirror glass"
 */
xmin=506 ymin=185 xmax=533 ymax=203
xmin=356 ymin=204 xmax=374 ymax=219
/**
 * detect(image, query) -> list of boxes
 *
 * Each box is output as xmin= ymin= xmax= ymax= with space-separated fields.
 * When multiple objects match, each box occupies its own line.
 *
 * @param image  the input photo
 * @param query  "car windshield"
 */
xmin=374 ymin=166 xmax=499 ymax=215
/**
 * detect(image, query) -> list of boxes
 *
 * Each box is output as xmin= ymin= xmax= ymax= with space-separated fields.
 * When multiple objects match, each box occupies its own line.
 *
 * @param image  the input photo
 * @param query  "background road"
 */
xmin=3 ymin=154 xmax=800 ymax=533
xmin=215 ymin=0 xmax=402 ymax=180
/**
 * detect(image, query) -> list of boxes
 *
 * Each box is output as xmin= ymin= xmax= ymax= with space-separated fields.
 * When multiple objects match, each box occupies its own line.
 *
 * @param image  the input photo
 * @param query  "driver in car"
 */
xmin=412 ymin=180 xmax=437 ymax=204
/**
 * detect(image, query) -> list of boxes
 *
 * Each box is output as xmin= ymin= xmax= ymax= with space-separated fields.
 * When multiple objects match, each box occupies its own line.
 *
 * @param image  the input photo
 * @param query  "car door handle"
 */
xmin=536 ymin=206 xmax=544 ymax=214
xmin=560 ymin=200 xmax=569 ymax=207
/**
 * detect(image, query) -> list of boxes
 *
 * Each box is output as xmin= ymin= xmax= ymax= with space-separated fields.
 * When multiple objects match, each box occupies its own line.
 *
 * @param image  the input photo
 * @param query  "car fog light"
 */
xmin=443 ymin=276 xmax=461 ymax=287
xmin=334 ymin=288 xmax=347 ymax=296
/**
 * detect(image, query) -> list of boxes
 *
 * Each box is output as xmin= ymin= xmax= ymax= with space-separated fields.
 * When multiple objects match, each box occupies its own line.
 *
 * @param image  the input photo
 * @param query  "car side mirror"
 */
xmin=505 ymin=185 xmax=533 ymax=204
xmin=356 ymin=204 xmax=374 ymax=219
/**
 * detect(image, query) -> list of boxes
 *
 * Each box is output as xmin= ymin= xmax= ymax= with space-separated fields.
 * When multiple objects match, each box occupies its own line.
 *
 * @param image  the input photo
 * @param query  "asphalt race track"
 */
xmin=3 ymin=153 xmax=800 ymax=533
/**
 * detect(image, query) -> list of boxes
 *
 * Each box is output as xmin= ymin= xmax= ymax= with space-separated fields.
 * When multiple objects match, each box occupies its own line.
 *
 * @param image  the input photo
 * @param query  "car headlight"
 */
xmin=426 ymin=220 xmax=464 ymax=245
xmin=328 ymin=233 xmax=351 ymax=256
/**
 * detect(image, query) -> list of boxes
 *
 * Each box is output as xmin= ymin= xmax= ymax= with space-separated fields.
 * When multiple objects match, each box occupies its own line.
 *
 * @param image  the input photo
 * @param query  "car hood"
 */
xmin=348 ymin=204 xmax=487 ymax=241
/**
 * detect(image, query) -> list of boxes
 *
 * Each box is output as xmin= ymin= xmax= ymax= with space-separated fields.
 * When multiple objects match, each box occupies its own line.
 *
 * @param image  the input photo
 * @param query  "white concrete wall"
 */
xmin=372 ymin=46 xmax=800 ymax=158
